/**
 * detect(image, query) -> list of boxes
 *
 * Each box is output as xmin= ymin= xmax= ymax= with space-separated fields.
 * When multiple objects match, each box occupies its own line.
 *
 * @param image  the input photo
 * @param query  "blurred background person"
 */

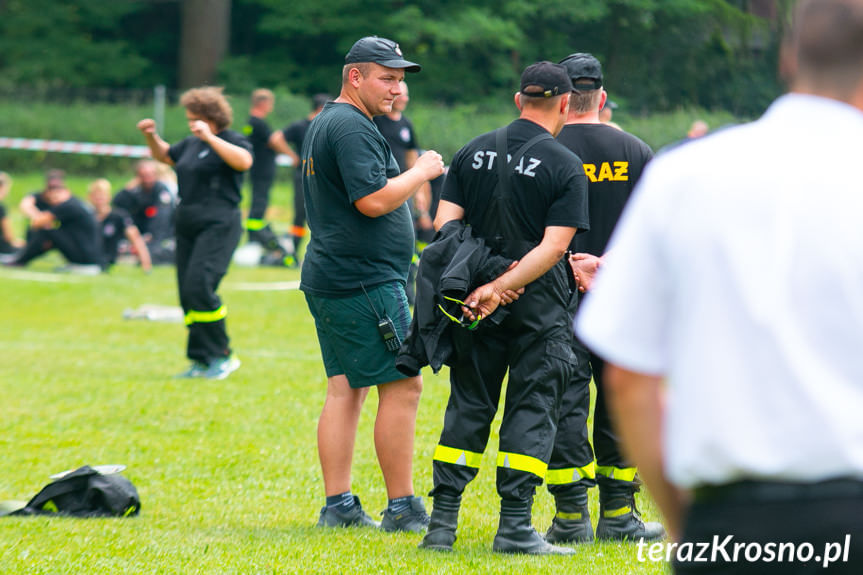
xmin=373 ymin=81 xmax=431 ymax=304
xmin=270 ymin=92 xmax=331 ymax=266
xmin=89 ymin=178 xmax=152 ymax=273
xmin=599 ymin=98 xmax=621 ymax=130
xmin=242 ymin=88 xmax=296 ymax=267
xmin=115 ymin=159 xmax=176 ymax=265
xmin=6 ymin=179 xmax=101 ymax=274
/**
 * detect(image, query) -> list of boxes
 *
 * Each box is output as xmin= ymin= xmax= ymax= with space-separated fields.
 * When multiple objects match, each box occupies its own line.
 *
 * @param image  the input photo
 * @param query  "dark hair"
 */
xmin=312 ymin=93 xmax=332 ymax=110
xmin=790 ymin=0 xmax=863 ymax=95
xmin=180 ymin=86 xmax=233 ymax=131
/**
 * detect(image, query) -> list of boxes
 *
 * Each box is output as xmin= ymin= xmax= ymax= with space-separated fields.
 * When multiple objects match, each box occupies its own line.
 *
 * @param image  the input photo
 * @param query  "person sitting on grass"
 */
xmin=88 ymin=178 xmax=152 ymax=273
xmin=6 ymin=180 xmax=102 ymax=274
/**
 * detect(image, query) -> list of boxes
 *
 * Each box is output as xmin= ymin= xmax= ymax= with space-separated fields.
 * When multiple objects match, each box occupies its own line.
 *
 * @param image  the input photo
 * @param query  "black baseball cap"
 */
xmin=345 ymin=36 xmax=421 ymax=73
xmin=519 ymin=61 xmax=573 ymax=98
xmin=559 ymin=52 xmax=603 ymax=91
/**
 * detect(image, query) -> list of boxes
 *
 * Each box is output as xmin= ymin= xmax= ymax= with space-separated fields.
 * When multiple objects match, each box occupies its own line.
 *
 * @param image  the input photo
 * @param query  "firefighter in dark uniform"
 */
xmin=419 ymin=62 xmax=589 ymax=555
xmin=242 ymin=88 xmax=294 ymax=266
xmin=137 ymin=86 xmax=253 ymax=380
xmin=543 ymin=52 xmax=665 ymax=544
xmin=270 ymin=93 xmax=331 ymax=264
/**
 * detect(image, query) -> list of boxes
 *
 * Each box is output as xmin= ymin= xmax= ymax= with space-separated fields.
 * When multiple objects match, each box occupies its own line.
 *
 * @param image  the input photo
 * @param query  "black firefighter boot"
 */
xmin=493 ymin=499 xmax=575 ymax=555
xmin=418 ymin=493 xmax=461 ymax=552
xmin=595 ymin=477 xmax=666 ymax=542
xmin=545 ymin=486 xmax=594 ymax=544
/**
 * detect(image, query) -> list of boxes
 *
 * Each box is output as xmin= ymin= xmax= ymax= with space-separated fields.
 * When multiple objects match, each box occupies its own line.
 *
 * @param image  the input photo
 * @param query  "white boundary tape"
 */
xmin=0 ymin=136 xmax=295 ymax=166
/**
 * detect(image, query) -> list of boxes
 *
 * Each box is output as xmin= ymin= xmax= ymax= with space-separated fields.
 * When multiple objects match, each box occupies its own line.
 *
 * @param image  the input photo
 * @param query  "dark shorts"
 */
xmin=305 ymin=281 xmax=411 ymax=388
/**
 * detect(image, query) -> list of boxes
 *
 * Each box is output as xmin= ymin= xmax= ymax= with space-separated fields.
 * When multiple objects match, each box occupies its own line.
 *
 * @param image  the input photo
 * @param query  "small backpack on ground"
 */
xmin=7 ymin=465 xmax=141 ymax=518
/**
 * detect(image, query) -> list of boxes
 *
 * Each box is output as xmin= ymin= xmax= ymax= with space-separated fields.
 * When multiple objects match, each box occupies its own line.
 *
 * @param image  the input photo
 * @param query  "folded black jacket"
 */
xmin=396 ymin=220 xmax=514 ymax=376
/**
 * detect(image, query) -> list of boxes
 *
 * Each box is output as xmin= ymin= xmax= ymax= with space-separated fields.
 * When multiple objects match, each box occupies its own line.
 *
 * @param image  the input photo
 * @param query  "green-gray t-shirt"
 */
xmin=299 ymin=102 xmax=414 ymax=297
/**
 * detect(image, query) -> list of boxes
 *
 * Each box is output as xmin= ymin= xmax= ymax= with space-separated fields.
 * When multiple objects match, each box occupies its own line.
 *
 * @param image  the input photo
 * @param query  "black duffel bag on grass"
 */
xmin=7 ymin=465 xmax=140 ymax=518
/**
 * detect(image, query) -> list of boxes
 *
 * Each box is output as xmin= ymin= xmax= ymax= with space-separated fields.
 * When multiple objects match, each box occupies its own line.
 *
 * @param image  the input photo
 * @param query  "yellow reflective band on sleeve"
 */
xmin=433 ymin=444 xmax=483 ymax=468
xmin=596 ymin=466 xmax=637 ymax=482
xmin=603 ymin=506 xmax=632 ymax=518
xmin=556 ymin=510 xmax=584 ymax=520
xmin=246 ymin=219 xmax=267 ymax=231
xmin=184 ymin=306 xmax=227 ymax=325
xmin=545 ymin=461 xmax=596 ymax=485
xmin=497 ymin=451 xmax=548 ymax=479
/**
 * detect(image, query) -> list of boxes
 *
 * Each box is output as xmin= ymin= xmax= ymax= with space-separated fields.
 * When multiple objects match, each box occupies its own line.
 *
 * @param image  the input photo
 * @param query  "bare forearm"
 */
xmin=206 ymin=134 xmax=253 ymax=172
xmin=492 ymin=226 xmax=576 ymax=292
xmin=605 ymin=365 xmax=686 ymax=540
xmin=355 ymin=168 xmax=430 ymax=217
xmin=143 ymin=133 xmax=171 ymax=164
xmin=126 ymin=227 xmax=152 ymax=273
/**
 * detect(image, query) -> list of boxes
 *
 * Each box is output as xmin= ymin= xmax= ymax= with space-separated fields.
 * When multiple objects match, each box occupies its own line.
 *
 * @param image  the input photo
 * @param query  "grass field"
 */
xmin=0 ymin=174 xmax=670 ymax=574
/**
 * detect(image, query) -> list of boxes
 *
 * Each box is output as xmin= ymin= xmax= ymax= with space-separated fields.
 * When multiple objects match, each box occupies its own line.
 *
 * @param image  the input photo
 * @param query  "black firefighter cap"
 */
xmin=559 ymin=52 xmax=603 ymax=91
xmin=519 ymin=61 xmax=573 ymax=98
xmin=345 ymin=36 xmax=421 ymax=73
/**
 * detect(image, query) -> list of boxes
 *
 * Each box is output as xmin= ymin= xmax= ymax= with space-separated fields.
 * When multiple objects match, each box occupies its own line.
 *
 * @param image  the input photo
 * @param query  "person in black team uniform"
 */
xmin=137 ymin=86 xmax=253 ymax=380
xmin=301 ymin=37 xmax=444 ymax=533
xmin=114 ymin=159 xmax=176 ymax=265
xmin=373 ymin=81 xmax=432 ymax=304
xmin=542 ymin=52 xmax=664 ymax=545
xmin=270 ymin=93 xmax=331 ymax=265
xmin=241 ymin=88 xmax=296 ymax=266
xmin=89 ymin=178 xmax=152 ymax=273
xmin=419 ymin=62 xmax=589 ymax=555
xmin=9 ymin=180 xmax=102 ymax=274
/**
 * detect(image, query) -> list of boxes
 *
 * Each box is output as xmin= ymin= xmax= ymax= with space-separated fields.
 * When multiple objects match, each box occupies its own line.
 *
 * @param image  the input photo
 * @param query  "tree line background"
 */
xmin=0 ymin=0 xmax=794 ymax=116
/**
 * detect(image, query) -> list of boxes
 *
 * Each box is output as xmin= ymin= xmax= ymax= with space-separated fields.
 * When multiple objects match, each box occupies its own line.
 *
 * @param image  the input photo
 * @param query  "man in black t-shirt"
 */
xmin=241 ymin=89 xmax=297 ymax=266
xmin=420 ymin=62 xmax=588 ymax=556
xmin=301 ymin=37 xmax=444 ymax=534
xmin=114 ymin=160 xmax=176 ymax=265
xmin=11 ymin=181 xmax=101 ymax=272
xmin=270 ymin=93 xmax=330 ymax=264
xmin=542 ymin=52 xmax=665 ymax=545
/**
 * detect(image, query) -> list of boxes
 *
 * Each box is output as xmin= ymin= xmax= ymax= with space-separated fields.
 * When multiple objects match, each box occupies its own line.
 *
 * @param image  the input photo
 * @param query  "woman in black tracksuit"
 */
xmin=137 ymin=87 xmax=253 ymax=380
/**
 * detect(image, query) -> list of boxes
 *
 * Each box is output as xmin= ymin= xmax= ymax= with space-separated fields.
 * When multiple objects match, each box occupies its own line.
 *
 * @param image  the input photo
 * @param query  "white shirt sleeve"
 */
xmin=575 ymin=161 xmax=673 ymax=375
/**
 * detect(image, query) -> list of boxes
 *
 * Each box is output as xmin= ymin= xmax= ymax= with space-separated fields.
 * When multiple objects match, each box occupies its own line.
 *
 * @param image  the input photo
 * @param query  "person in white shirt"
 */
xmin=576 ymin=0 xmax=863 ymax=572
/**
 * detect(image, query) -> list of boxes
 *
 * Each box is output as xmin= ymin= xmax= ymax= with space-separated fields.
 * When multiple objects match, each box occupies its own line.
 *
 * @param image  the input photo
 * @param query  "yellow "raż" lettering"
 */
xmin=583 ymin=161 xmax=630 ymax=183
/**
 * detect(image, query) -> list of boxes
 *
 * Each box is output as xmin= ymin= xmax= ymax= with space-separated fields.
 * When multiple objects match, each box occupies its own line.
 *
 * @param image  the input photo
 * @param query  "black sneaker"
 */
xmin=317 ymin=495 xmax=379 ymax=528
xmin=381 ymin=497 xmax=430 ymax=533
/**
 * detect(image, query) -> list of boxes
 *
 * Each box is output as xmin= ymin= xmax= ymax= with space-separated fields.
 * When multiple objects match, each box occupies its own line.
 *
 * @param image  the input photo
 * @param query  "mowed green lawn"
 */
xmin=0 ymin=175 xmax=669 ymax=574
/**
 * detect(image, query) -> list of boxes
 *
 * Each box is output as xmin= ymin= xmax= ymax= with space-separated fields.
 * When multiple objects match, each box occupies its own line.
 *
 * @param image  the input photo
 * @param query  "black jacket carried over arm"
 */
xmin=396 ymin=220 xmax=513 ymax=376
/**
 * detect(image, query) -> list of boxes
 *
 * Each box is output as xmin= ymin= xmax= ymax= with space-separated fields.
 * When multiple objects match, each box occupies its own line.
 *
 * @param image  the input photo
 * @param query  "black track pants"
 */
xmin=175 ymin=205 xmax=242 ymax=364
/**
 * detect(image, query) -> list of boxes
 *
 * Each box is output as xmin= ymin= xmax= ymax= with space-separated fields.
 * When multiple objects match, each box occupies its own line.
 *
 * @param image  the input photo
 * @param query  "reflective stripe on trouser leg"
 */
xmin=245 ymin=218 xmax=267 ymax=231
xmin=497 ymin=451 xmax=548 ymax=478
xmin=184 ymin=305 xmax=227 ymax=325
xmin=434 ymin=445 xmax=483 ymax=468
xmin=596 ymin=466 xmax=637 ymax=482
xmin=546 ymin=461 xmax=596 ymax=485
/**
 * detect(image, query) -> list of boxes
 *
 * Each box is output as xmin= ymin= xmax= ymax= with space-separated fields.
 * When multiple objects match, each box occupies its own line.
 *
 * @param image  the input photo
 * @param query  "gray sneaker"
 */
xmin=205 ymin=355 xmax=241 ymax=380
xmin=176 ymin=361 xmax=208 ymax=378
xmin=317 ymin=496 xmax=379 ymax=528
xmin=381 ymin=497 xmax=431 ymax=533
